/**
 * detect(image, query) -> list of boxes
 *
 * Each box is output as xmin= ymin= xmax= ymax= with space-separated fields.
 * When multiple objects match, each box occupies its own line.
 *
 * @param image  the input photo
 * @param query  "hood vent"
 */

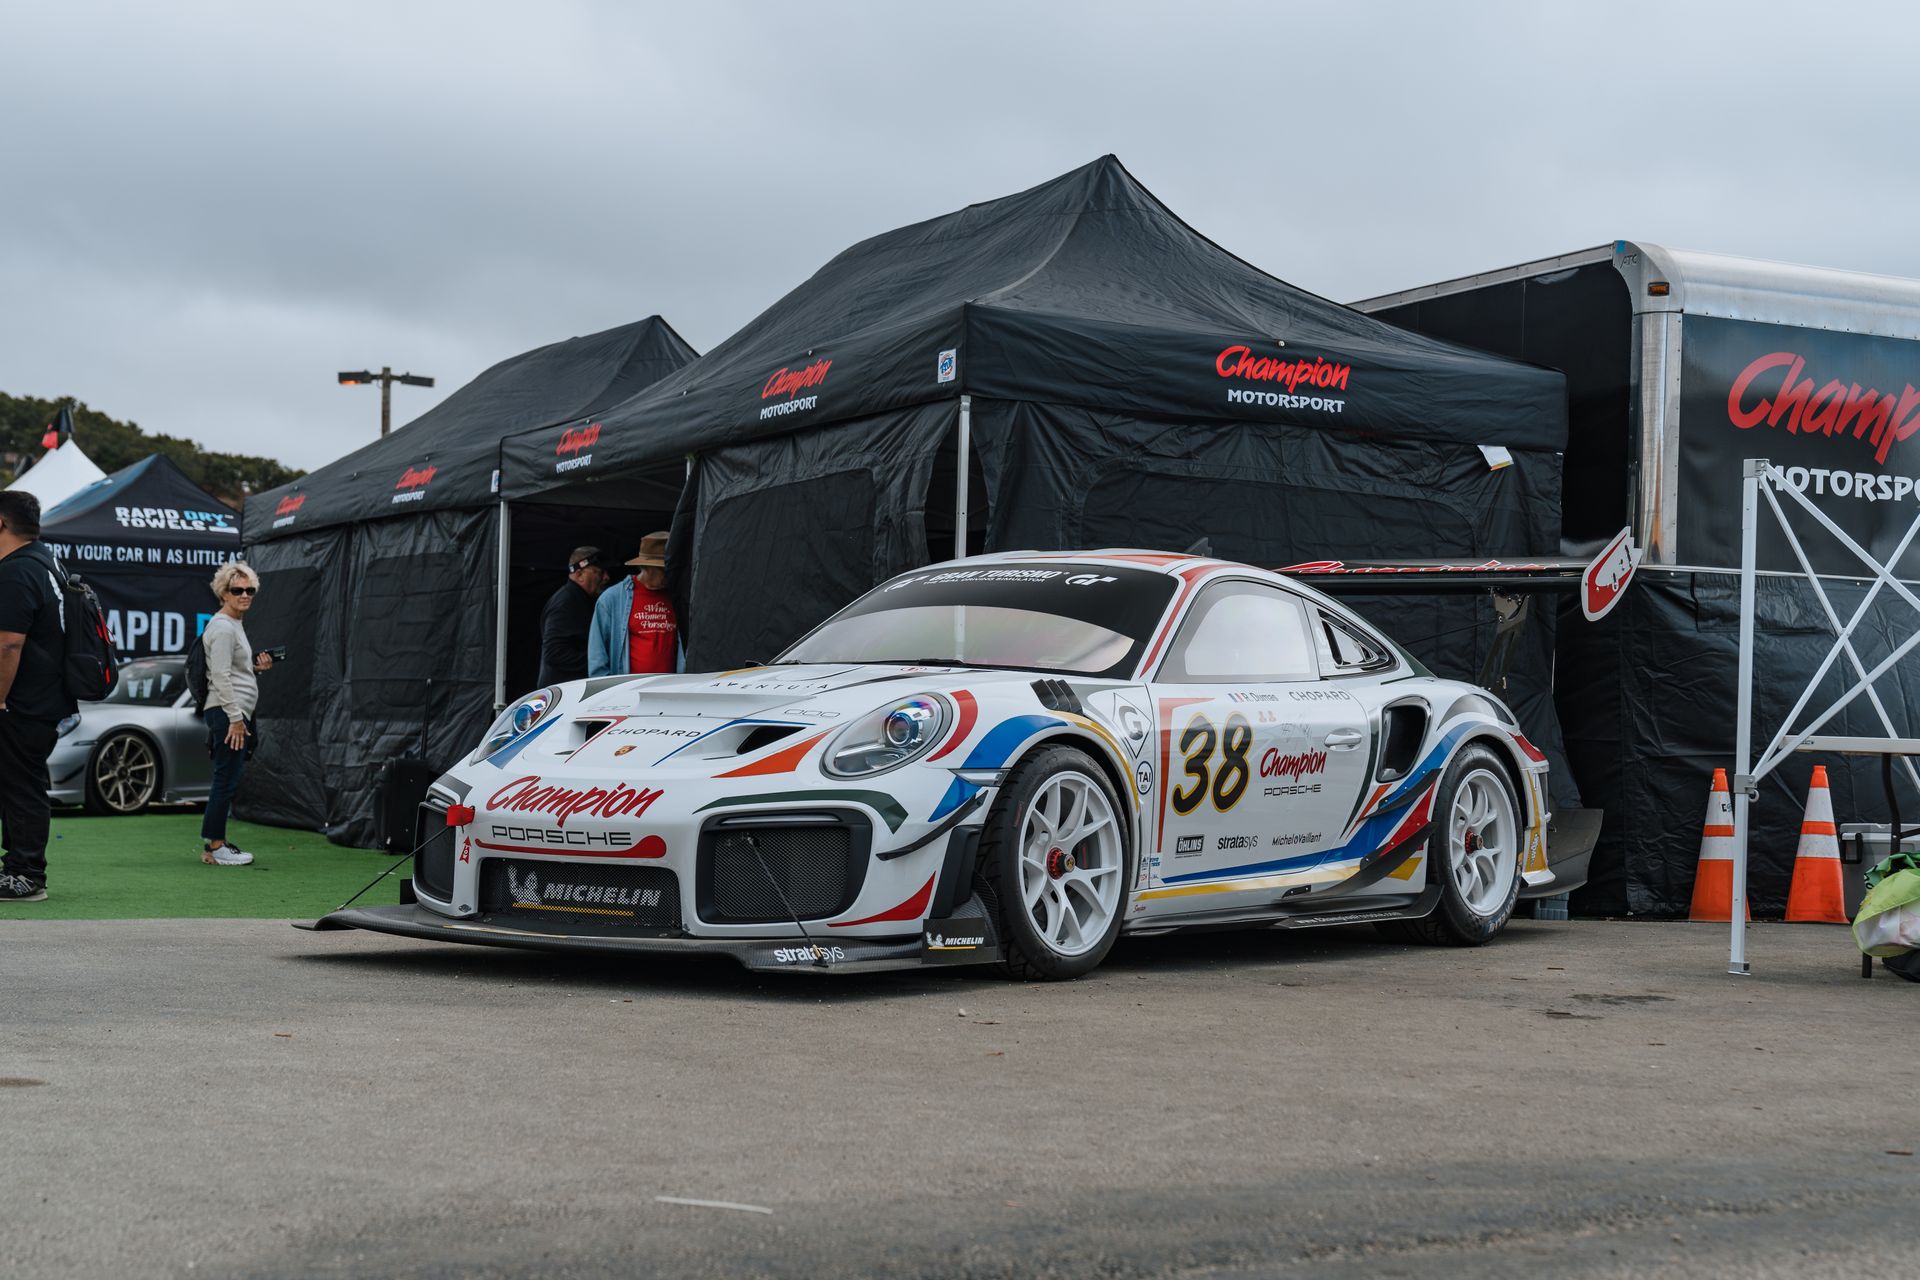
xmin=735 ymin=724 xmax=803 ymax=755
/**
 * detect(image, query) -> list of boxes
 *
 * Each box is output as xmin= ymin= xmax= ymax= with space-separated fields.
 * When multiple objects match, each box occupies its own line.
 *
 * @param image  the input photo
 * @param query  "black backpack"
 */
xmin=185 ymin=625 xmax=210 ymax=714
xmin=42 ymin=551 xmax=119 ymax=702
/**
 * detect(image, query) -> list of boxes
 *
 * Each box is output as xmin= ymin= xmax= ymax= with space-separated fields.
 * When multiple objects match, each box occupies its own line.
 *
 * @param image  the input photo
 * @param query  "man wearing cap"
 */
xmin=537 ymin=546 xmax=610 ymax=686
xmin=588 ymin=532 xmax=682 ymax=677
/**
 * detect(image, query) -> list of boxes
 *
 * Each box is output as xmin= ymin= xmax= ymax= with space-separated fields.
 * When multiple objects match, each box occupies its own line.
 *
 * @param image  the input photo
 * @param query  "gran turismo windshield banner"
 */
xmin=839 ymin=563 xmax=1178 ymax=639
xmin=1680 ymin=315 xmax=1920 ymax=575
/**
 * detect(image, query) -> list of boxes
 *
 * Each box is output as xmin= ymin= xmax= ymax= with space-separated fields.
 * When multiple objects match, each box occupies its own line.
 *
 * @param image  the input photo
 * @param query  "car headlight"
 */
xmin=470 ymin=687 xmax=561 ymax=763
xmin=823 ymin=694 xmax=950 ymax=778
xmin=57 ymin=714 xmax=80 ymax=739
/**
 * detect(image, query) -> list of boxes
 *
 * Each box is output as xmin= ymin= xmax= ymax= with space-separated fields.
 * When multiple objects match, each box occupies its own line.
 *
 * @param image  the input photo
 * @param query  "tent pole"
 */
xmin=954 ymin=394 xmax=971 ymax=562
xmin=494 ymin=499 xmax=512 ymax=712
xmin=1729 ymin=459 xmax=1763 ymax=976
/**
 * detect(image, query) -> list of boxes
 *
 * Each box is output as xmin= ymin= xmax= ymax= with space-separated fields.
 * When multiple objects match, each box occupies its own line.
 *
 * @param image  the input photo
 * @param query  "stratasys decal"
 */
xmin=695 ymin=789 xmax=908 ymax=832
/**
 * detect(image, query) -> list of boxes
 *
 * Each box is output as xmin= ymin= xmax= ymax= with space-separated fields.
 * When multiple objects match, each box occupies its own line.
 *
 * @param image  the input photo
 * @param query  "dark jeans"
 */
xmin=0 ymin=711 xmax=58 ymax=887
xmin=202 ymin=708 xmax=254 ymax=843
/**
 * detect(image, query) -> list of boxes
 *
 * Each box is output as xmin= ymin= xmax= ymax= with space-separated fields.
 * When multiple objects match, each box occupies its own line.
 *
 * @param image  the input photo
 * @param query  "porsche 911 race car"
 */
xmin=309 ymin=551 xmax=1590 ymax=979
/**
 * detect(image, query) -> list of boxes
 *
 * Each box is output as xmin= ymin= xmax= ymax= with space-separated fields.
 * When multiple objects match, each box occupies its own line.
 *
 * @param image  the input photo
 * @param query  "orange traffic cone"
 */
xmin=1784 ymin=766 xmax=1848 ymax=923
xmin=1689 ymin=769 xmax=1749 ymax=922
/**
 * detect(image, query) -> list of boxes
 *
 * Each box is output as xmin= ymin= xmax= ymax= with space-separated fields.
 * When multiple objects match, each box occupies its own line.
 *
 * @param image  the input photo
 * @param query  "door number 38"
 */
xmin=1170 ymin=713 xmax=1252 ymax=815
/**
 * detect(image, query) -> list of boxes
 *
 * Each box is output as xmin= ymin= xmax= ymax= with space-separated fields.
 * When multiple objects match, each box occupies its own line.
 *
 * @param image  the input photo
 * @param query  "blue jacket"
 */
xmin=588 ymin=578 xmax=684 ymax=677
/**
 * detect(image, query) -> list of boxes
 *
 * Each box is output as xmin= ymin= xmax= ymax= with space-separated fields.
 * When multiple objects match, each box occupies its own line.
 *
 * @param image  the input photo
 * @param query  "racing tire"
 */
xmin=1377 ymin=745 xmax=1522 ymax=947
xmin=85 ymin=731 xmax=161 ymax=816
xmin=978 ymin=745 xmax=1131 ymax=981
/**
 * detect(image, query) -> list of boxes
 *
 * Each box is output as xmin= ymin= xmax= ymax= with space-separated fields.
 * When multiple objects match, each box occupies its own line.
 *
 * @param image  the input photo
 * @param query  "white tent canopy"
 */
xmin=6 ymin=440 xmax=108 ymax=510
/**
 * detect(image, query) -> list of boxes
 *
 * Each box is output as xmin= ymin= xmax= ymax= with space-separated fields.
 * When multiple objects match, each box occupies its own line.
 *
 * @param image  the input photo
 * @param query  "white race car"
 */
xmin=310 ymin=551 xmax=1587 ymax=979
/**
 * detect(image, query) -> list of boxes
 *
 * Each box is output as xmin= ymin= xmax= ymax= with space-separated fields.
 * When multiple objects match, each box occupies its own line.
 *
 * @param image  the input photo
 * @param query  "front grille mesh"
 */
xmin=479 ymin=859 xmax=681 ymax=929
xmin=709 ymin=827 xmax=853 ymax=922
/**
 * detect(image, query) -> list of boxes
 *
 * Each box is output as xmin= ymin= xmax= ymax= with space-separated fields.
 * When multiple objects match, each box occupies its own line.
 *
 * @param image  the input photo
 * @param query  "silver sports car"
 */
xmin=48 ymin=656 xmax=213 ymax=814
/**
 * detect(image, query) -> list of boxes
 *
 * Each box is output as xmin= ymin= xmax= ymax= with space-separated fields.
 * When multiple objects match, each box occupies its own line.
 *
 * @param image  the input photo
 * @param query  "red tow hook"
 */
xmin=446 ymin=804 xmax=475 ymax=827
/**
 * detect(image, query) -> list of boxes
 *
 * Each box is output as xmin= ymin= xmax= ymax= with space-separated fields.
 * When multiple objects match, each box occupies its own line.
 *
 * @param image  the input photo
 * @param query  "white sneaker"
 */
xmin=202 ymin=842 xmax=253 ymax=867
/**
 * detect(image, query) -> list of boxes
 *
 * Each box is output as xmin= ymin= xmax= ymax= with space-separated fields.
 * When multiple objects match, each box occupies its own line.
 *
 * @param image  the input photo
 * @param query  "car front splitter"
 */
xmin=296 ymin=904 xmax=1000 ymax=975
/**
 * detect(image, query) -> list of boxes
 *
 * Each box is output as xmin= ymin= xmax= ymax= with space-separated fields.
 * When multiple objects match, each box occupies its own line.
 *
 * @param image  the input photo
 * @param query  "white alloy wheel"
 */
xmin=1016 ymin=770 xmax=1125 ymax=959
xmin=1447 ymin=767 xmax=1518 ymax=916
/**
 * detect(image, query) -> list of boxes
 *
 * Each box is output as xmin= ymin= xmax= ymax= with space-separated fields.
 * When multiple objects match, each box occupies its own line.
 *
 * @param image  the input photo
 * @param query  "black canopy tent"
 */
xmin=38 ymin=454 xmax=242 ymax=657
xmin=237 ymin=317 xmax=696 ymax=842
xmin=499 ymin=157 xmax=1574 ymax=797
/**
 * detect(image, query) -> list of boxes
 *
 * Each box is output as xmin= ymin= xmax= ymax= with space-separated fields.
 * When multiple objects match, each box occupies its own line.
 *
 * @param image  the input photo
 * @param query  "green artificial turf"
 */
xmin=0 ymin=813 xmax=401 ymax=921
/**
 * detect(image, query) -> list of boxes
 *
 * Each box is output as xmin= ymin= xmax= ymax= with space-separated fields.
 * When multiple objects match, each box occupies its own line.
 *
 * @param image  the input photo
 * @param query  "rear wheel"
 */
xmin=86 ymin=731 xmax=160 ymax=815
xmin=1379 ymin=745 xmax=1521 ymax=946
xmin=978 ymin=746 xmax=1130 ymax=980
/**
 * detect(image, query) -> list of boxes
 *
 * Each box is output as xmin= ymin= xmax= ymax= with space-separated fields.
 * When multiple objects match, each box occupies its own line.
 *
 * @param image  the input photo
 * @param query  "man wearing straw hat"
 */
xmin=588 ymin=531 xmax=682 ymax=677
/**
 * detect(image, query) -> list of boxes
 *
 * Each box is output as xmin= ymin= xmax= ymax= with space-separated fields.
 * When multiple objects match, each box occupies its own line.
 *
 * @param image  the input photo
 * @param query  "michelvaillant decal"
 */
xmin=1680 ymin=316 xmax=1920 ymax=575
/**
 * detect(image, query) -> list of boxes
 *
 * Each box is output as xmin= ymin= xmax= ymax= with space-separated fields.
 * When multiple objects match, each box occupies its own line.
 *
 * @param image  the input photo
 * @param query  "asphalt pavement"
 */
xmin=2 ymin=916 xmax=1914 ymax=1278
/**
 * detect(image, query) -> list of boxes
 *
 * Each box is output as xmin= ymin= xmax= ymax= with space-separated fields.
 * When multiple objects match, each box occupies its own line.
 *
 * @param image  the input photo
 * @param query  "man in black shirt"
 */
xmin=0 ymin=490 xmax=78 ymax=901
xmin=536 ymin=546 xmax=610 ymax=686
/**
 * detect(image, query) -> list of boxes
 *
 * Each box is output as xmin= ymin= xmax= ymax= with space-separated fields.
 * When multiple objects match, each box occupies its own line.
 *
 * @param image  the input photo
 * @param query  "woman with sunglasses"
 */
xmin=200 ymin=562 xmax=273 ymax=866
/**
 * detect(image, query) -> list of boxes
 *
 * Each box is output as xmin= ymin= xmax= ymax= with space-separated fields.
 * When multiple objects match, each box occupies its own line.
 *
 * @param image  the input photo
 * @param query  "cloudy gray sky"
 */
xmin=4 ymin=1 xmax=1913 ymax=472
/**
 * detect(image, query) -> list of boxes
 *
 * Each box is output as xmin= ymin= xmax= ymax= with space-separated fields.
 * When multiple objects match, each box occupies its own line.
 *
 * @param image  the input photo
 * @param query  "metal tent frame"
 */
xmin=1729 ymin=458 xmax=1920 ymax=974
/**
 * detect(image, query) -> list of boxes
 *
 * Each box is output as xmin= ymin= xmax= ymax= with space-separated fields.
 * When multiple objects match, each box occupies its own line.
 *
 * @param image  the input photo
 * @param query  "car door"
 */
xmin=1142 ymin=579 xmax=1372 ymax=907
xmin=168 ymin=687 xmax=213 ymax=793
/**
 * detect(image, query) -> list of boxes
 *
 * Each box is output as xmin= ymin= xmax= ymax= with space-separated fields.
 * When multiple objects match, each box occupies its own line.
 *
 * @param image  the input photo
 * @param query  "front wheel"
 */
xmin=978 ymin=746 xmax=1131 ymax=981
xmin=86 ymin=731 xmax=161 ymax=815
xmin=1380 ymin=744 xmax=1522 ymax=947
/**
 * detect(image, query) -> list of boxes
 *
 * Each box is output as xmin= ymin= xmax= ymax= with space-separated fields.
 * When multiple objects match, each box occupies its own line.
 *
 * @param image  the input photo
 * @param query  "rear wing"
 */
xmin=1278 ymin=527 xmax=1640 ymax=623
xmin=1275 ymin=528 xmax=1641 ymax=693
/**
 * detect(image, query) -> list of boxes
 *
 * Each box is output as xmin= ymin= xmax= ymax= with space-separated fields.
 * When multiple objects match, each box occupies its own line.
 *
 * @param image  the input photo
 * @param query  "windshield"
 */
xmin=99 ymin=658 xmax=187 ymax=706
xmin=779 ymin=563 xmax=1179 ymax=677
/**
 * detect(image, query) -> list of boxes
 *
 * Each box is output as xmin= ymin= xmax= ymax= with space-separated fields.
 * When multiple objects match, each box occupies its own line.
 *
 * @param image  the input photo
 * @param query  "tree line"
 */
xmin=0 ymin=392 xmax=302 ymax=508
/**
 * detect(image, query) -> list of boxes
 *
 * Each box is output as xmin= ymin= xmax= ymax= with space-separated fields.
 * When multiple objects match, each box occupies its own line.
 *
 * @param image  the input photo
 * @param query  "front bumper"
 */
xmin=46 ymin=740 xmax=91 ymax=805
xmin=299 ymin=900 xmax=1004 ymax=974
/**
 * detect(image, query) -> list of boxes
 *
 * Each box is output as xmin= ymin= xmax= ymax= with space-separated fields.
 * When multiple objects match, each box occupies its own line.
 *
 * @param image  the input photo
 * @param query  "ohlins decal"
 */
xmin=486 ymin=776 xmax=663 ymax=827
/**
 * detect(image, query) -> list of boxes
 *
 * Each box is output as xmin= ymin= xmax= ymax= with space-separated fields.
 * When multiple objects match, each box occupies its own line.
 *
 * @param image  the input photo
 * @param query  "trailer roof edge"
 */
xmin=1355 ymin=241 xmax=1920 ymax=342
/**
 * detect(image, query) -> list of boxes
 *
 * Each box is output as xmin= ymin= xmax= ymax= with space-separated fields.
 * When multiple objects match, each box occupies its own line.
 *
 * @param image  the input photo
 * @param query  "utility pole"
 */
xmin=338 ymin=367 xmax=436 ymax=437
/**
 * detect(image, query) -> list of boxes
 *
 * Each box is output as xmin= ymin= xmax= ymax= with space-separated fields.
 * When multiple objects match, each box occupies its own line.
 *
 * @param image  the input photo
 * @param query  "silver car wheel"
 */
xmin=1448 ymin=767 xmax=1517 ymax=916
xmin=92 ymin=733 xmax=159 ymax=814
xmin=1016 ymin=771 xmax=1123 ymax=958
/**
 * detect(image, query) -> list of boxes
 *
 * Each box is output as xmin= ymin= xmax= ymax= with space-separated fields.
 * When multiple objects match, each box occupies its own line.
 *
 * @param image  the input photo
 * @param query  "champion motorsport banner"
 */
xmin=1679 ymin=315 xmax=1920 ymax=577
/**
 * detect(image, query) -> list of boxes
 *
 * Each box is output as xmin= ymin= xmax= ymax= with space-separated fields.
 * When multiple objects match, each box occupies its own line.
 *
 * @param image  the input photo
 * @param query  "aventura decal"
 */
xmin=555 ymin=422 xmax=601 ymax=474
xmin=113 ymin=506 xmax=236 ymax=534
xmin=271 ymin=493 xmax=304 ymax=529
xmin=1216 ymin=344 xmax=1351 ymax=415
xmin=759 ymin=358 xmax=832 ymax=421
xmin=391 ymin=464 xmax=436 ymax=505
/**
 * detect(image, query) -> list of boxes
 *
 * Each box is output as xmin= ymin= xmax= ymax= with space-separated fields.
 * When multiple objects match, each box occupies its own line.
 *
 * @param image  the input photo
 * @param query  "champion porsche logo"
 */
xmin=275 ymin=494 xmax=304 ymax=516
xmin=758 ymin=358 xmax=832 ymax=421
xmin=614 ymin=745 xmax=637 ymax=756
xmin=555 ymin=422 xmax=600 ymax=473
xmin=486 ymin=776 xmax=664 ymax=827
xmin=392 ymin=465 xmax=437 ymax=505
